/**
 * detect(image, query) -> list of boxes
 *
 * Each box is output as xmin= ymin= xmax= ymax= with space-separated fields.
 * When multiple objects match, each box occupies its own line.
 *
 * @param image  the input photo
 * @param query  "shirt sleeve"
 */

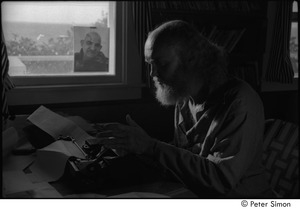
xmin=150 ymin=92 xmax=265 ymax=197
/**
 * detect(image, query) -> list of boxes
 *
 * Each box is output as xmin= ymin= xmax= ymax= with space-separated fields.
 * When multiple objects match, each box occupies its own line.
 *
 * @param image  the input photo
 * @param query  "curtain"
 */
xmin=265 ymin=1 xmax=294 ymax=83
xmin=1 ymin=28 xmax=15 ymax=127
xmin=132 ymin=1 xmax=153 ymax=87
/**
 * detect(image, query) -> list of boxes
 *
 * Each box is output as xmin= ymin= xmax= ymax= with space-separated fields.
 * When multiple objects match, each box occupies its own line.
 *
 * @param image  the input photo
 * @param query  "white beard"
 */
xmin=153 ymin=77 xmax=179 ymax=106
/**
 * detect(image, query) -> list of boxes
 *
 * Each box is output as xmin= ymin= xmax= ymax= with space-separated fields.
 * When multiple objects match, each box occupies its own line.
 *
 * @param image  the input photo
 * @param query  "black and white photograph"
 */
xmin=1 ymin=1 xmax=299 ymax=208
xmin=74 ymin=26 xmax=109 ymax=72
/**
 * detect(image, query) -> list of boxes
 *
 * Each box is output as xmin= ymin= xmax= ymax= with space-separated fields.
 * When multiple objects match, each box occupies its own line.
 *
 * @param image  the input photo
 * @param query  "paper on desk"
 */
xmin=27 ymin=105 xmax=96 ymax=146
xmin=2 ymin=127 xmax=19 ymax=159
xmin=3 ymin=171 xmax=62 ymax=198
xmin=67 ymin=115 xmax=96 ymax=134
xmin=30 ymin=140 xmax=86 ymax=182
xmin=26 ymin=105 xmax=97 ymax=182
xmin=3 ymin=170 xmax=37 ymax=195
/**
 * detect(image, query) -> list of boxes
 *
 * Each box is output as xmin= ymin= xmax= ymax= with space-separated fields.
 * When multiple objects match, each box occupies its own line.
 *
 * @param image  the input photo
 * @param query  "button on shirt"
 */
xmin=151 ymin=78 xmax=273 ymax=198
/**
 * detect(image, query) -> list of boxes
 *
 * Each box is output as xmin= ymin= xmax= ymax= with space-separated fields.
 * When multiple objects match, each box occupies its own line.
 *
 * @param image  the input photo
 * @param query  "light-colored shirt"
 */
xmin=151 ymin=78 xmax=273 ymax=198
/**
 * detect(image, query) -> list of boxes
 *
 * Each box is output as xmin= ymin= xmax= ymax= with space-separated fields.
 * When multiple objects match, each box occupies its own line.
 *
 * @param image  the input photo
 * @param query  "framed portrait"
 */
xmin=73 ymin=26 xmax=109 ymax=72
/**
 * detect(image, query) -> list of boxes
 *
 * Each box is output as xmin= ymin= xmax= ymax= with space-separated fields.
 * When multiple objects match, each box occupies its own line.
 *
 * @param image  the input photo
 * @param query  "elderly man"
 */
xmin=74 ymin=31 xmax=108 ymax=72
xmin=95 ymin=20 xmax=273 ymax=198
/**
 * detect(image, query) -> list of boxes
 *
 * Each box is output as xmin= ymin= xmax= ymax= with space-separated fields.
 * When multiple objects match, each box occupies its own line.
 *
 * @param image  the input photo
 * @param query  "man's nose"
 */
xmin=90 ymin=44 xmax=95 ymax=50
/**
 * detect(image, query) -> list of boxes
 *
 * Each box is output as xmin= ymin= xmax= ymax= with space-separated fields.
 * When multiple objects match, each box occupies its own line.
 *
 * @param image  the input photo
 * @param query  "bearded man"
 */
xmin=94 ymin=20 xmax=274 ymax=198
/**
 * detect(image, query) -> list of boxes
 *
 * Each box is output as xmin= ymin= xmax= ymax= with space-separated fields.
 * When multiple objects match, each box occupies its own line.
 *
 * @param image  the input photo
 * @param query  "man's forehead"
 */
xmin=144 ymin=39 xmax=153 ymax=60
xmin=85 ymin=33 xmax=100 ymax=42
xmin=145 ymin=39 xmax=177 ymax=61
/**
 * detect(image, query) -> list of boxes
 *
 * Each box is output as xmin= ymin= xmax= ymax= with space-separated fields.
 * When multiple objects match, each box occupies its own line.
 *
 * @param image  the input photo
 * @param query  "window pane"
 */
xmin=293 ymin=1 xmax=298 ymax=12
xmin=290 ymin=1 xmax=298 ymax=78
xmin=2 ymin=1 xmax=112 ymax=76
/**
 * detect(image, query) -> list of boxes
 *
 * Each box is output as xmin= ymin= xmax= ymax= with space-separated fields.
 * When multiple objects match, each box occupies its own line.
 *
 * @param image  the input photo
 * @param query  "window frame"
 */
xmin=6 ymin=2 xmax=143 ymax=105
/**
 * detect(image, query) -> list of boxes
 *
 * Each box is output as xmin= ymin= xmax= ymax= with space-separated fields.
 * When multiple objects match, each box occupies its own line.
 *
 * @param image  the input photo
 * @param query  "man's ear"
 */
xmin=187 ymin=51 xmax=198 ymax=67
xmin=80 ymin=40 xmax=84 ymax=47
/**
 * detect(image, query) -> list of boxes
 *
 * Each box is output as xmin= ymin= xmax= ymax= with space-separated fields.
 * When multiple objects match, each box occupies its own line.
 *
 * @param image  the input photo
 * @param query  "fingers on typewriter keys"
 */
xmin=92 ymin=123 xmax=106 ymax=132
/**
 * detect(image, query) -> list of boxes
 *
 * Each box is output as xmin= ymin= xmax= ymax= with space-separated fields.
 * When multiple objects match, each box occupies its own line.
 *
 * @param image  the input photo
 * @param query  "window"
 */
xmin=290 ymin=0 xmax=298 ymax=78
xmin=1 ymin=1 xmax=142 ymax=105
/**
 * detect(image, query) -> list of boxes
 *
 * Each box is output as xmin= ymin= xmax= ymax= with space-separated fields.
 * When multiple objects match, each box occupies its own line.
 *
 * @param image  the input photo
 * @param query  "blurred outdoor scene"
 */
xmin=2 ymin=2 xmax=110 ymax=75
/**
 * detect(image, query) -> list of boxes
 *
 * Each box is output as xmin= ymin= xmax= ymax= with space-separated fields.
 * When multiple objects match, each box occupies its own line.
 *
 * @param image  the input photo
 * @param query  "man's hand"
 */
xmin=93 ymin=115 xmax=157 ymax=155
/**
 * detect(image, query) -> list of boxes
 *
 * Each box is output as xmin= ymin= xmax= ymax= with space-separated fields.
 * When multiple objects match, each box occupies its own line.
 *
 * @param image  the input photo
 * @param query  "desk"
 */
xmin=3 ymin=154 xmax=197 ymax=198
xmin=2 ymin=115 xmax=198 ymax=198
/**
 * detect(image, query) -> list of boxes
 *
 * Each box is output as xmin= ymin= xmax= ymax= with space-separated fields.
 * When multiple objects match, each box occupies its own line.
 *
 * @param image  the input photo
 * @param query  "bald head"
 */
xmin=81 ymin=31 xmax=102 ymax=60
xmin=85 ymin=31 xmax=101 ymax=42
xmin=144 ymin=20 xmax=228 ymax=105
xmin=147 ymin=20 xmax=228 ymax=78
xmin=145 ymin=20 xmax=205 ymax=57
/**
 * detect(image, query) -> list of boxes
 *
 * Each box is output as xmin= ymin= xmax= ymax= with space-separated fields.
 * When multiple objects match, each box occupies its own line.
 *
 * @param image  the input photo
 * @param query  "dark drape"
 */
xmin=265 ymin=1 xmax=294 ymax=83
xmin=132 ymin=1 xmax=153 ymax=87
xmin=1 ymin=28 xmax=15 ymax=127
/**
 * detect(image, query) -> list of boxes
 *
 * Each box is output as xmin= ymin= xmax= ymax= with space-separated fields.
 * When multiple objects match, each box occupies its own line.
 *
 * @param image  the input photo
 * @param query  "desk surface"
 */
xmin=2 ymin=115 xmax=197 ymax=199
xmin=3 ymin=152 xmax=197 ymax=198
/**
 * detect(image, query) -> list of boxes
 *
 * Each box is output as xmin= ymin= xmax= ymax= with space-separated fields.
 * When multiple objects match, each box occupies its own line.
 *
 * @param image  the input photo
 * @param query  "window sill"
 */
xmin=7 ymin=84 xmax=143 ymax=106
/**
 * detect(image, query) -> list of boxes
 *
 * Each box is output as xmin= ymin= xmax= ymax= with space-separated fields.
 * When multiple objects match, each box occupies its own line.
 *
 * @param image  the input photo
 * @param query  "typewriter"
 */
xmin=58 ymin=136 xmax=119 ymax=191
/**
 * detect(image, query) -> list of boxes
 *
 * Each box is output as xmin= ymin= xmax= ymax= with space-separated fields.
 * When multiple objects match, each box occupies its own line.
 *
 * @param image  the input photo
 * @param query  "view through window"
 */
xmin=2 ymin=1 xmax=113 ymax=76
xmin=290 ymin=0 xmax=298 ymax=78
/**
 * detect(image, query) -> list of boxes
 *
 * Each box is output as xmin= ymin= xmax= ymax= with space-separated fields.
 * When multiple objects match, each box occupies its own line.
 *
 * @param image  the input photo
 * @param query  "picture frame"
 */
xmin=73 ymin=26 xmax=109 ymax=72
